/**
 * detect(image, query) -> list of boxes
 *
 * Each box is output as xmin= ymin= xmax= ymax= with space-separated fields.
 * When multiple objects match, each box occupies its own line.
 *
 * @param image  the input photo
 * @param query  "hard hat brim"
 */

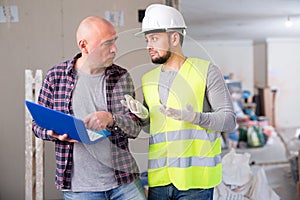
xmin=135 ymin=28 xmax=186 ymax=37
xmin=134 ymin=28 xmax=168 ymax=37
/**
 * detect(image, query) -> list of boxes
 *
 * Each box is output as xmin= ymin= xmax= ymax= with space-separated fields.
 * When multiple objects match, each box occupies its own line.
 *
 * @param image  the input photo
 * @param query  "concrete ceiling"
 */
xmin=180 ymin=0 xmax=300 ymax=42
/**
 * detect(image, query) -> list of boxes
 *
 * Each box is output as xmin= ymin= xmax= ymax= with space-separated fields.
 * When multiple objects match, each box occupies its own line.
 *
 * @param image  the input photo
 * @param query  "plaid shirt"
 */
xmin=32 ymin=53 xmax=141 ymax=190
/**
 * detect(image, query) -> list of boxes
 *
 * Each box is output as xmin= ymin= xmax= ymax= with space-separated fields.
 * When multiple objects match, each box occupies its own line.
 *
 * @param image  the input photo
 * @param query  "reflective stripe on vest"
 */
xmin=149 ymin=154 xmax=222 ymax=169
xmin=149 ymin=129 xmax=220 ymax=145
xmin=142 ymin=58 xmax=222 ymax=189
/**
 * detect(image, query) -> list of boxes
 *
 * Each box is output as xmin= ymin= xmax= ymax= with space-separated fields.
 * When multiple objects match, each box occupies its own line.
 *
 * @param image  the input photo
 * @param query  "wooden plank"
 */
xmin=25 ymin=69 xmax=44 ymax=200
xmin=25 ymin=70 xmax=35 ymax=200
xmin=34 ymin=70 xmax=44 ymax=200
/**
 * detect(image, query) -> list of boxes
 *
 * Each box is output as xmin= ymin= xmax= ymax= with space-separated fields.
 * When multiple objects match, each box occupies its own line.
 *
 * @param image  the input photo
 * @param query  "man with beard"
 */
xmin=122 ymin=4 xmax=236 ymax=200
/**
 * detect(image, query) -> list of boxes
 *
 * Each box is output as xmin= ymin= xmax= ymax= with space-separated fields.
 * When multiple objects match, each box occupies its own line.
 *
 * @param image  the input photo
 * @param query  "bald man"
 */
xmin=32 ymin=16 xmax=146 ymax=200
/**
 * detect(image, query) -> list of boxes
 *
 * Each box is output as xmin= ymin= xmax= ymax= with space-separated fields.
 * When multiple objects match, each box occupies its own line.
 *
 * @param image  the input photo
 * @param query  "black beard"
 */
xmin=152 ymin=51 xmax=171 ymax=64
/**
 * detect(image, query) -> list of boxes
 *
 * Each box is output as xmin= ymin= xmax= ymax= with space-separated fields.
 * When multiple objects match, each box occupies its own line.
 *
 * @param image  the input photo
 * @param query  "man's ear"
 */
xmin=171 ymin=32 xmax=180 ymax=47
xmin=78 ymin=39 xmax=88 ymax=53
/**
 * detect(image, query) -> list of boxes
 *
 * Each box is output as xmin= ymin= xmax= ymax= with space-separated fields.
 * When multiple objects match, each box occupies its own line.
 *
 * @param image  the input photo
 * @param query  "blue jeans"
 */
xmin=148 ymin=184 xmax=214 ymax=200
xmin=63 ymin=178 xmax=146 ymax=200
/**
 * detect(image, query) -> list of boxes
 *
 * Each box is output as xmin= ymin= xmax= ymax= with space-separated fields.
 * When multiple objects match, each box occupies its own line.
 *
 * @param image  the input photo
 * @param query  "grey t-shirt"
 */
xmin=71 ymin=70 xmax=117 ymax=192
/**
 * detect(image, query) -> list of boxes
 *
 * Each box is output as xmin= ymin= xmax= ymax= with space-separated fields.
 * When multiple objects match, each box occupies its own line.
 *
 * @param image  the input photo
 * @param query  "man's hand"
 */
xmin=159 ymin=103 xmax=196 ymax=123
xmin=120 ymin=94 xmax=149 ymax=119
xmin=83 ymin=111 xmax=114 ymax=131
xmin=47 ymin=130 xmax=78 ymax=143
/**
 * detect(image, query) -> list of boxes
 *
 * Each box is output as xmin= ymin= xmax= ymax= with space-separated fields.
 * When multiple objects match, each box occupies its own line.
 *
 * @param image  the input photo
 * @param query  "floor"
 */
xmin=266 ymin=127 xmax=298 ymax=200
xmin=264 ymin=164 xmax=297 ymax=200
xmin=223 ymin=127 xmax=298 ymax=200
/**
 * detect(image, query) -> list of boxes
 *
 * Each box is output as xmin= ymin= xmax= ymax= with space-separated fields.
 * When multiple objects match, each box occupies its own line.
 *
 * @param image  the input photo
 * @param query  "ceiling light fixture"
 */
xmin=285 ymin=16 xmax=293 ymax=28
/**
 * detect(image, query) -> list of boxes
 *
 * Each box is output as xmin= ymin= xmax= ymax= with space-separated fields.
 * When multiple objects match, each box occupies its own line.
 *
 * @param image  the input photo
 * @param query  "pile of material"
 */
xmin=214 ymin=149 xmax=280 ymax=200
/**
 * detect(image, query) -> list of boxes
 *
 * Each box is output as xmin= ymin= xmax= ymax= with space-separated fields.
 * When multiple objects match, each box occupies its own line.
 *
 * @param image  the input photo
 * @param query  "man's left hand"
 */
xmin=159 ymin=103 xmax=196 ymax=123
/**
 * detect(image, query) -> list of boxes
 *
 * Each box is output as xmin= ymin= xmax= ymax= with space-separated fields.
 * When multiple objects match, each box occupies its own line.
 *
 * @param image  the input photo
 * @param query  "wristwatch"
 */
xmin=107 ymin=113 xmax=119 ymax=131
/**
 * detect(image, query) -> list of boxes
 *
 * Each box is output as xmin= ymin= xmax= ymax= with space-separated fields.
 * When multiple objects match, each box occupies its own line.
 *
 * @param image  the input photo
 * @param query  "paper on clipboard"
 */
xmin=25 ymin=100 xmax=111 ymax=144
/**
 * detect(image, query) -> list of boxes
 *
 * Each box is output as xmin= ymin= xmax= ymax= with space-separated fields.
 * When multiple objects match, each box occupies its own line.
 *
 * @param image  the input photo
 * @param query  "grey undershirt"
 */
xmin=159 ymin=70 xmax=177 ymax=105
xmin=71 ymin=70 xmax=117 ymax=192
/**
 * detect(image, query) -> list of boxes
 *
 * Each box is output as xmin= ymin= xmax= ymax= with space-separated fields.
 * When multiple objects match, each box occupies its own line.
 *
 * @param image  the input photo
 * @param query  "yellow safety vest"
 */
xmin=142 ymin=58 xmax=222 ymax=190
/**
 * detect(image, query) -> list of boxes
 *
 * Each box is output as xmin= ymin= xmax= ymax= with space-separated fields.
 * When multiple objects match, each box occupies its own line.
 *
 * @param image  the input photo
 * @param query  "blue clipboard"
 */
xmin=25 ymin=100 xmax=111 ymax=144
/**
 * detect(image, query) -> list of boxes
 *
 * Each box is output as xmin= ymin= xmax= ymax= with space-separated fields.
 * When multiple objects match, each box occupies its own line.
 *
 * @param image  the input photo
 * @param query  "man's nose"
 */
xmin=110 ymin=43 xmax=117 ymax=53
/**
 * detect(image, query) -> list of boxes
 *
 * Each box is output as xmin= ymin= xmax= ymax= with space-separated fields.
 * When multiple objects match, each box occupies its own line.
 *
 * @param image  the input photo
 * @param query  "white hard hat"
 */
xmin=136 ymin=4 xmax=187 ymax=36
